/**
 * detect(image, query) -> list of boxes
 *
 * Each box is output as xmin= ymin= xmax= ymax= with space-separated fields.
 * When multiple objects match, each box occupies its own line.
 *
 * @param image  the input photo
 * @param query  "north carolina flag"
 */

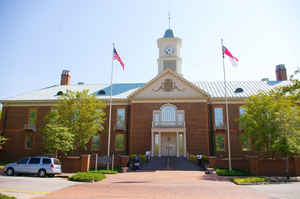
xmin=222 ymin=46 xmax=239 ymax=67
xmin=113 ymin=47 xmax=125 ymax=70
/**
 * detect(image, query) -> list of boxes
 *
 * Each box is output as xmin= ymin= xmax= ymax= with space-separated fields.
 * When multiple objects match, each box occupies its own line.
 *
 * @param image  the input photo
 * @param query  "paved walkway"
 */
xmin=34 ymin=171 xmax=270 ymax=199
xmin=0 ymin=175 xmax=81 ymax=199
xmin=248 ymin=182 xmax=300 ymax=199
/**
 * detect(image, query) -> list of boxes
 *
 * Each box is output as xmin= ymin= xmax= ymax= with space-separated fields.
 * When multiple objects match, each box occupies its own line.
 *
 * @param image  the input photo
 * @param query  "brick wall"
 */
xmin=61 ymin=155 xmax=90 ymax=173
xmin=212 ymin=104 xmax=257 ymax=157
xmin=209 ymin=156 xmax=300 ymax=176
xmin=98 ymin=105 xmax=129 ymax=156
xmin=0 ymin=104 xmax=130 ymax=162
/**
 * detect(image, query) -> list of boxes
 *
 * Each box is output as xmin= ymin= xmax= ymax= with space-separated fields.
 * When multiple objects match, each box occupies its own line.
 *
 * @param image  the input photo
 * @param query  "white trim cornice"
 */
xmin=3 ymin=102 xmax=129 ymax=107
xmin=131 ymin=99 xmax=208 ymax=103
xmin=210 ymin=101 xmax=246 ymax=104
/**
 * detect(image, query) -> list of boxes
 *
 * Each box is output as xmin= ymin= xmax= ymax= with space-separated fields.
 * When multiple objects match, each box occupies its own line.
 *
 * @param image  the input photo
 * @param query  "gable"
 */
xmin=129 ymin=70 xmax=209 ymax=100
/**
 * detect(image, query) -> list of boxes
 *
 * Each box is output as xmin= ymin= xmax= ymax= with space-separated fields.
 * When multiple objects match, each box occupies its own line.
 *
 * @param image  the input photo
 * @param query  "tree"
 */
xmin=41 ymin=89 xmax=106 ymax=153
xmin=239 ymin=91 xmax=300 ymax=178
xmin=274 ymin=94 xmax=300 ymax=178
xmin=275 ymin=69 xmax=300 ymax=178
xmin=278 ymin=69 xmax=300 ymax=101
xmin=41 ymin=111 xmax=74 ymax=157
xmin=0 ymin=136 xmax=7 ymax=146
xmin=239 ymin=92 xmax=282 ymax=155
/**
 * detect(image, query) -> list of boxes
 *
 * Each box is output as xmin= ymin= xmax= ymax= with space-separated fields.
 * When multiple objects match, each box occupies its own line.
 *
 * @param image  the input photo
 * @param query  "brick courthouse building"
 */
xmin=0 ymin=29 xmax=290 ymax=162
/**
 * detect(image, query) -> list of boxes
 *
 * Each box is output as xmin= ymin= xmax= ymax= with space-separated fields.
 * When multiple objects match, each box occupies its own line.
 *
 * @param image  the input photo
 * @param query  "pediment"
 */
xmin=129 ymin=70 xmax=209 ymax=100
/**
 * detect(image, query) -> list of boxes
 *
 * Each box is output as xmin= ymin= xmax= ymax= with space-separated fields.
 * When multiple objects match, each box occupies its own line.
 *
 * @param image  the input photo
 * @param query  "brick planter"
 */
xmin=208 ymin=156 xmax=216 ymax=168
xmin=119 ymin=155 xmax=129 ymax=167
xmin=293 ymin=156 xmax=300 ymax=176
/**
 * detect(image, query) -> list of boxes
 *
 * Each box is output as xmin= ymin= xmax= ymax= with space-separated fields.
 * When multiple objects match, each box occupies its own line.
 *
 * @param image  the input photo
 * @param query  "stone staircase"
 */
xmin=140 ymin=157 xmax=203 ymax=171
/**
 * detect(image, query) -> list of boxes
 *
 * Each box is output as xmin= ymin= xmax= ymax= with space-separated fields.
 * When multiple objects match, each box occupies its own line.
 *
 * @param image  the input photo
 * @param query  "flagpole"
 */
xmin=221 ymin=39 xmax=232 ymax=171
xmin=107 ymin=43 xmax=115 ymax=170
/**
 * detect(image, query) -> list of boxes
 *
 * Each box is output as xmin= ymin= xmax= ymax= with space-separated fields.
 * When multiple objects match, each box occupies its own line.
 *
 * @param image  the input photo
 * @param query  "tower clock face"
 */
xmin=165 ymin=46 xmax=175 ymax=56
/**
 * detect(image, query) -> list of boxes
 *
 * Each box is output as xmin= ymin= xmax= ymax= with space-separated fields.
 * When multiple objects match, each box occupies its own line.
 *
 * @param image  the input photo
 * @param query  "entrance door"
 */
xmin=161 ymin=133 xmax=177 ymax=156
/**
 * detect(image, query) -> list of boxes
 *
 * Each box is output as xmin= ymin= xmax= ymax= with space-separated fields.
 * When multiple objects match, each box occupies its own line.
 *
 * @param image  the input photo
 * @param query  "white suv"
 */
xmin=4 ymin=156 xmax=62 ymax=177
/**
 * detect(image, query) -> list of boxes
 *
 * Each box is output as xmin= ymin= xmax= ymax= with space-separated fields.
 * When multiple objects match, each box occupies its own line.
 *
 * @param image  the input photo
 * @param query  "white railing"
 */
xmin=116 ymin=123 xmax=126 ymax=130
xmin=152 ymin=120 xmax=185 ymax=128
xmin=214 ymin=123 xmax=226 ymax=130
xmin=24 ymin=124 xmax=36 ymax=132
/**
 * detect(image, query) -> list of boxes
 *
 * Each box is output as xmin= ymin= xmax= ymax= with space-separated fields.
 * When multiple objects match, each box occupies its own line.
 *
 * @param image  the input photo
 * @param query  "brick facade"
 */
xmin=0 ymin=101 xmax=252 ymax=162
xmin=0 ymin=106 xmax=51 ymax=161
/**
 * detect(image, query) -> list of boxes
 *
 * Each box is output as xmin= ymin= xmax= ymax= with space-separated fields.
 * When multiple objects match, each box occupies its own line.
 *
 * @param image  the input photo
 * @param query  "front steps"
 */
xmin=140 ymin=157 xmax=203 ymax=171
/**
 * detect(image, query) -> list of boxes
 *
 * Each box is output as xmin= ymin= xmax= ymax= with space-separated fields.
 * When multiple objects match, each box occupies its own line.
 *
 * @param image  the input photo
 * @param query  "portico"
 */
xmin=151 ymin=104 xmax=187 ymax=157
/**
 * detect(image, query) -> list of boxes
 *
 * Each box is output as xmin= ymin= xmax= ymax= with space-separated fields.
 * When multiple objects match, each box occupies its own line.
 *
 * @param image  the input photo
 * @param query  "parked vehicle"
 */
xmin=4 ymin=156 xmax=62 ymax=177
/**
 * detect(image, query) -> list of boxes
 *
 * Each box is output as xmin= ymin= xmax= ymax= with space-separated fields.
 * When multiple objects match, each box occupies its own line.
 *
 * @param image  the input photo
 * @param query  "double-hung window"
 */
xmin=28 ymin=109 xmax=37 ymax=127
xmin=25 ymin=134 xmax=33 ymax=149
xmin=216 ymin=134 xmax=225 ymax=151
xmin=239 ymin=107 xmax=245 ymax=116
xmin=115 ymin=134 xmax=126 ymax=151
xmin=116 ymin=109 xmax=126 ymax=130
xmin=91 ymin=134 xmax=100 ymax=151
xmin=214 ymin=108 xmax=224 ymax=129
xmin=239 ymin=107 xmax=246 ymax=130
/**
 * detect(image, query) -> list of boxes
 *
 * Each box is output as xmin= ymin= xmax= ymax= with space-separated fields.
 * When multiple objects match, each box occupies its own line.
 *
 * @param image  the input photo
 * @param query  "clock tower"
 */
xmin=157 ymin=29 xmax=182 ymax=74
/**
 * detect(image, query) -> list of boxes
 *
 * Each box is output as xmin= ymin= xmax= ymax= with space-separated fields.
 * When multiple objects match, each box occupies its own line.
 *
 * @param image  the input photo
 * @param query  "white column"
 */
xmin=158 ymin=132 xmax=161 ymax=157
xmin=184 ymin=130 xmax=187 ymax=157
xmin=151 ymin=131 xmax=154 ymax=157
xmin=176 ymin=132 xmax=179 ymax=157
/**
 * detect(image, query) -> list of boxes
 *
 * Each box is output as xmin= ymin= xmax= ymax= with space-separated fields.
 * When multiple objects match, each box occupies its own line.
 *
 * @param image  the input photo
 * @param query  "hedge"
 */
xmin=69 ymin=172 xmax=106 ymax=182
xmin=216 ymin=168 xmax=251 ymax=176
xmin=233 ymin=177 xmax=267 ymax=185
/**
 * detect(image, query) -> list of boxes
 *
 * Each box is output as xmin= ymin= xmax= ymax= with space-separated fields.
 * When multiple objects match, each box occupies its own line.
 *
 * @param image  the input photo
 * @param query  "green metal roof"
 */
xmin=1 ymin=80 xmax=290 ymax=102
xmin=163 ymin=29 xmax=174 ymax=38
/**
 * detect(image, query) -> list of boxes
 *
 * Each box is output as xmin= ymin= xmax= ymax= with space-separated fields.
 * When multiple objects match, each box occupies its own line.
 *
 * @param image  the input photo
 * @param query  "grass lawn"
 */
xmin=216 ymin=168 xmax=251 ymax=176
xmin=233 ymin=177 xmax=268 ymax=185
xmin=0 ymin=193 xmax=16 ymax=199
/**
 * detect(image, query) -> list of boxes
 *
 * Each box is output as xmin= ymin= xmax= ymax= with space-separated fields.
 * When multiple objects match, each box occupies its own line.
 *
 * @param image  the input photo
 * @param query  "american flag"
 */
xmin=113 ymin=48 xmax=125 ymax=70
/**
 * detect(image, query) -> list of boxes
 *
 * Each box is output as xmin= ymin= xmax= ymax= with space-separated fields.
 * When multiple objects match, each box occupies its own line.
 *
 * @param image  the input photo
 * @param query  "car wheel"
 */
xmin=6 ymin=168 xmax=14 ymax=176
xmin=38 ymin=169 xmax=46 ymax=177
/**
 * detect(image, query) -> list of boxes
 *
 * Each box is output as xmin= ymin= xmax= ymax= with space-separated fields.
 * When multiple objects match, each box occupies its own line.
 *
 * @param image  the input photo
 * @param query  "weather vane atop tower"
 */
xmin=168 ymin=11 xmax=171 ymax=29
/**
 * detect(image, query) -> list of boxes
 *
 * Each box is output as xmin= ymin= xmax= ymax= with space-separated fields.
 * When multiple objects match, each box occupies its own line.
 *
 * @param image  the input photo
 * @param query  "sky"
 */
xmin=0 ymin=0 xmax=300 ymax=100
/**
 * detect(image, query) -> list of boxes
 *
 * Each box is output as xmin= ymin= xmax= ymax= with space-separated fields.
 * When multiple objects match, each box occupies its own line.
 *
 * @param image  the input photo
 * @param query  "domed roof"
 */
xmin=163 ymin=29 xmax=174 ymax=38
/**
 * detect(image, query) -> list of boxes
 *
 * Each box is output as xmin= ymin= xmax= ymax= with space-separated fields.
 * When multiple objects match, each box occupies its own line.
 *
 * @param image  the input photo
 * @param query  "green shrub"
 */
xmin=130 ymin=154 xmax=137 ymax=160
xmin=0 ymin=161 xmax=11 ymax=169
xmin=138 ymin=155 xmax=146 ymax=163
xmin=69 ymin=172 xmax=106 ymax=182
xmin=233 ymin=177 xmax=267 ymax=184
xmin=202 ymin=155 xmax=208 ymax=161
xmin=0 ymin=193 xmax=16 ymax=199
xmin=216 ymin=168 xmax=251 ymax=176
xmin=129 ymin=154 xmax=146 ymax=163
xmin=188 ymin=154 xmax=197 ymax=161
xmin=90 ymin=169 xmax=118 ymax=174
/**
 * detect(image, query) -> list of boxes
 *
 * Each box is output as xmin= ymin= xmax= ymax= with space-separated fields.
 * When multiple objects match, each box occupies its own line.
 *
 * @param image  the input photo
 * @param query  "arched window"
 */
xmin=161 ymin=104 xmax=177 ymax=122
